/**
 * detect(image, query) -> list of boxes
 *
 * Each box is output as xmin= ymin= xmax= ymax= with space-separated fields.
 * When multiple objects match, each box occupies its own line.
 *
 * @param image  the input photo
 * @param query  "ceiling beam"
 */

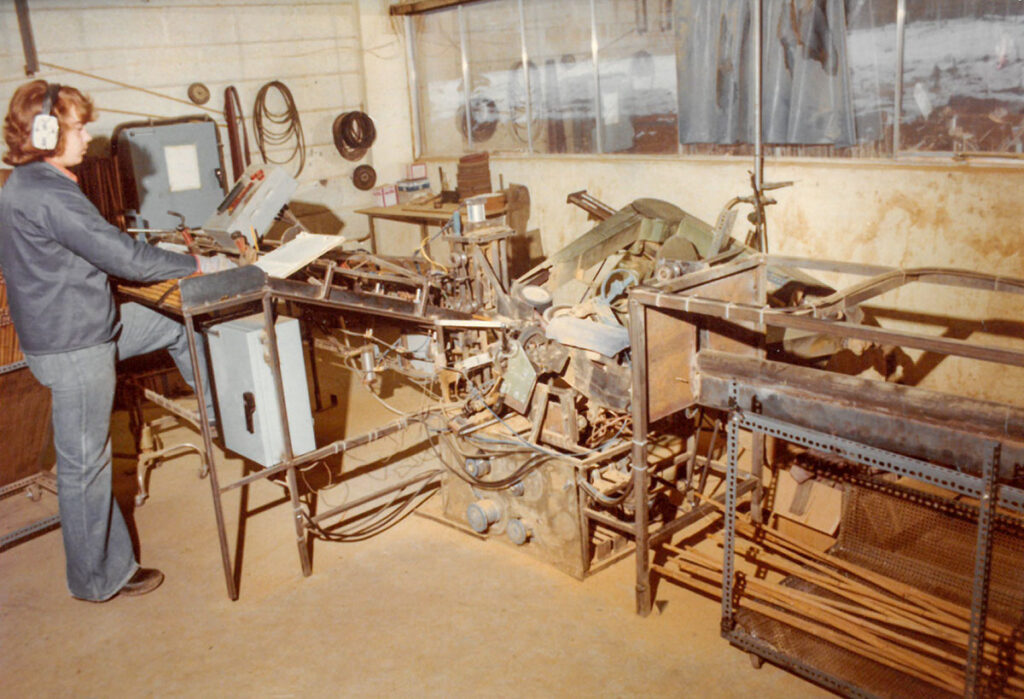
xmin=389 ymin=0 xmax=479 ymax=16
xmin=15 ymin=0 xmax=39 ymax=76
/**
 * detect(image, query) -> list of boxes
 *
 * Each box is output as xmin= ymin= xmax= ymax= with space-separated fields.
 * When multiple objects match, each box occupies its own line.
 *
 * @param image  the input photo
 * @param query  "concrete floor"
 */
xmin=1 ymin=381 xmax=827 ymax=697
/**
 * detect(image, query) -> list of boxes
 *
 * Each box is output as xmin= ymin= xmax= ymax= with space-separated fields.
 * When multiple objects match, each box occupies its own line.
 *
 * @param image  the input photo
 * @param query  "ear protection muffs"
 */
xmin=31 ymin=82 xmax=61 ymax=151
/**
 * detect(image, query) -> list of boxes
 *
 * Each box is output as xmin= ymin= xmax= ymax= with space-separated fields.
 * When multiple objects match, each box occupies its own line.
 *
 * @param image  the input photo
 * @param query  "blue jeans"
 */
xmin=25 ymin=302 xmax=212 ymax=601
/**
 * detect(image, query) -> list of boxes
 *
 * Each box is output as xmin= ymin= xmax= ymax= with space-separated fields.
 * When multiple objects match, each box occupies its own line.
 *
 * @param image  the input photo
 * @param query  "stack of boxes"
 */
xmin=372 ymin=162 xmax=432 ymax=207
xmin=456 ymin=152 xmax=491 ymax=200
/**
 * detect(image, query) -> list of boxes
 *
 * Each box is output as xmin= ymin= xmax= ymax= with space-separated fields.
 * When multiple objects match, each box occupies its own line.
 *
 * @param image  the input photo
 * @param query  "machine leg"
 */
xmin=965 ymin=443 xmax=999 ymax=696
xmin=750 ymin=432 xmax=765 ymax=524
xmin=634 ymin=461 xmax=652 ymax=616
xmin=286 ymin=465 xmax=312 ymax=577
xmin=185 ymin=313 xmax=239 ymax=600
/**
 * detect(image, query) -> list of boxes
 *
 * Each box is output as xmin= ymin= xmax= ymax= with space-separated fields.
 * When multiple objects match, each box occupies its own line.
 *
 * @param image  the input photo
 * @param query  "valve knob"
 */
xmin=507 ymin=518 xmax=532 ymax=545
xmin=466 ymin=499 xmax=502 ymax=533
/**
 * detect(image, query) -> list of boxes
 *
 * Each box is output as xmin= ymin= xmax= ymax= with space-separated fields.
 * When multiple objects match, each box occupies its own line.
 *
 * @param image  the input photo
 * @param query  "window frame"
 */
xmin=402 ymin=0 xmax=1024 ymax=163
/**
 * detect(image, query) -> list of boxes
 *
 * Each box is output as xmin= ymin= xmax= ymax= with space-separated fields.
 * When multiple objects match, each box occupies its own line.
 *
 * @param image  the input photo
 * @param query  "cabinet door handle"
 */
xmin=243 ymin=392 xmax=256 ymax=433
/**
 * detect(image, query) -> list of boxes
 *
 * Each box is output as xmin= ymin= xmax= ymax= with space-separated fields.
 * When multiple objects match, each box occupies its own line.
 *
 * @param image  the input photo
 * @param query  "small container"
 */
xmin=372 ymin=184 xmax=398 ymax=207
xmin=406 ymin=162 xmax=428 ymax=180
xmin=396 ymin=177 xmax=432 ymax=204
xmin=465 ymin=196 xmax=487 ymax=225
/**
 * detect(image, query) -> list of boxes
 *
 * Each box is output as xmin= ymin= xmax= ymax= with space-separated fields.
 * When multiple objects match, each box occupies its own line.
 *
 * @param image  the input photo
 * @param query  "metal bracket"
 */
xmin=965 ymin=442 xmax=1000 ymax=696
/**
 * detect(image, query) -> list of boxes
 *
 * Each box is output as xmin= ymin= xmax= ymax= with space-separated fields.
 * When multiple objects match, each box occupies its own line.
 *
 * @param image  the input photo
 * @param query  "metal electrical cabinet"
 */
xmin=113 ymin=116 xmax=225 ymax=230
xmin=206 ymin=313 xmax=314 ymax=468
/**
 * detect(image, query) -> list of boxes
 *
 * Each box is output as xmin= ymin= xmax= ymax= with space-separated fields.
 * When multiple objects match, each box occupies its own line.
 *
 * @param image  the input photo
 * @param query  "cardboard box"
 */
xmin=406 ymin=162 xmax=427 ymax=180
xmin=397 ymin=178 xmax=432 ymax=204
xmin=372 ymin=184 xmax=398 ymax=207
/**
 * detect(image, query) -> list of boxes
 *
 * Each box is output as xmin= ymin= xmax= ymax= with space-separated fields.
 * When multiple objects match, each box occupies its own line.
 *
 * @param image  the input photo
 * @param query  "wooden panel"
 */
xmin=700 ymin=265 xmax=763 ymax=357
xmin=0 ymin=170 xmax=19 ymax=367
xmin=0 ymin=272 xmax=22 ymax=367
xmin=390 ymin=0 xmax=474 ymax=16
xmin=0 ymin=367 xmax=52 ymax=486
xmin=117 ymin=279 xmax=183 ymax=313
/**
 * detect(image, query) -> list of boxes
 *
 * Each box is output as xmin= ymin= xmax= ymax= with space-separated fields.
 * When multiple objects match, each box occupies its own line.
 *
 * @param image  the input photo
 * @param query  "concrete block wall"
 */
xmin=0 ymin=0 xmax=395 ymax=237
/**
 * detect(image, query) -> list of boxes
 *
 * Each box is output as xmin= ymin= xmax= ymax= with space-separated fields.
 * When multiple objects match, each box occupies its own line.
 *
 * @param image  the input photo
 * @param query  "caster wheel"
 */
xmin=748 ymin=652 xmax=764 ymax=669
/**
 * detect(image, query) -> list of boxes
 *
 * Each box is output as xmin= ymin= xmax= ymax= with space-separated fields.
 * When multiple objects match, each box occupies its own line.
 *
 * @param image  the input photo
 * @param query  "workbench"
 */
xmin=120 ymin=264 xmax=468 ymax=600
xmin=355 ymin=200 xmax=506 ymax=255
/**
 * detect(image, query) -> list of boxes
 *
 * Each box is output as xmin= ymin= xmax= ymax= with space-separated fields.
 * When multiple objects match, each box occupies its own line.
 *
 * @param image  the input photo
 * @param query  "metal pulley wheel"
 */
xmin=187 ymin=82 xmax=211 ymax=105
xmin=352 ymin=164 xmax=377 ymax=191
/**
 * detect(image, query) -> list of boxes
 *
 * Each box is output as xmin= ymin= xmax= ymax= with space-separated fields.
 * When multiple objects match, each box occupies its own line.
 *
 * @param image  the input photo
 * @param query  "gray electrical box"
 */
xmin=114 ymin=116 xmax=225 ymax=230
xmin=206 ymin=313 xmax=315 ymax=467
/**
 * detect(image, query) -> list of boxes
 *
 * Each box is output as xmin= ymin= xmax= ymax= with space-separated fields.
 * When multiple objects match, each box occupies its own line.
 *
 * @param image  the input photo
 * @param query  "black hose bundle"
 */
xmin=332 ymin=110 xmax=376 ymax=161
xmin=252 ymin=80 xmax=306 ymax=176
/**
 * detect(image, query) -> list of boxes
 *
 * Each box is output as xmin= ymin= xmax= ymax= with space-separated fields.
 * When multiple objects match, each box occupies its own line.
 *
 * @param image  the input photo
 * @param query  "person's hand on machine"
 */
xmin=195 ymin=253 xmax=238 ymax=275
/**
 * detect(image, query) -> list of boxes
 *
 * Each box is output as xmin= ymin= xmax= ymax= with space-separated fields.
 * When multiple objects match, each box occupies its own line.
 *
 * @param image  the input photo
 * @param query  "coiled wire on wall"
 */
xmin=253 ymin=80 xmax=306 ymax=176
xmin=223 ymin=86 xmax=251 ymax=182
xmin=332 ymin=110 xmax=376 ymax=161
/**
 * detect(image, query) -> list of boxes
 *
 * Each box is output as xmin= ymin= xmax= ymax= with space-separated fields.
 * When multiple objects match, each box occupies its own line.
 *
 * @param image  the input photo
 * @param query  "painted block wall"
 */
xmin=0 ymin=0 xmax=389 ymax=237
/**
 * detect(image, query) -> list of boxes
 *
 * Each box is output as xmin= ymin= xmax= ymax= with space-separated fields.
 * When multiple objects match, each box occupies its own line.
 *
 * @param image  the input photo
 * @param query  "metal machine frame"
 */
xmin=174 ymin=264 xmax=503 ymax=599
xmin=628 ymin=254 xmax=1024 ymax=696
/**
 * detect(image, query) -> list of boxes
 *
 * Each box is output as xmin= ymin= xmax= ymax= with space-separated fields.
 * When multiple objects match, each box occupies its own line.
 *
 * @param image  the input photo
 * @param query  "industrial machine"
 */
xmin=104 ymin=115 xmax=1024 ymax=695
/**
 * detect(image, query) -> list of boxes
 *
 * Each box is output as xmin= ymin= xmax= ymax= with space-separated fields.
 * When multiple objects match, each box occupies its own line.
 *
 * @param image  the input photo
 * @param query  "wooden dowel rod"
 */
xmin=665 ymin=551 xmax=968 ymax=683
xmin=653 ymin=563 xmax=965 ymax=694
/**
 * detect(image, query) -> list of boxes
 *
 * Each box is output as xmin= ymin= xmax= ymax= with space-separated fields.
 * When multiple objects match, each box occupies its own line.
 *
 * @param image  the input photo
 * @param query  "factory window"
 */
xmin=407 ymin=0 xmax=1023 ymax=160
xmin=899 ymin=2 xmax=1024 ymax=155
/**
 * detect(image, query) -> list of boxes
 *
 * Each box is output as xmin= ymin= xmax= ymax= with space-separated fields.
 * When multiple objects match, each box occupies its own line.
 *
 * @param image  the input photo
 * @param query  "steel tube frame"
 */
xmin=632 ymin=256 xmax=1024 ymax=369
xmin=628 ymin=252 xmax=1024 ymax=693
xmin=0 ymin=471 xmax=59 ymax=550
xmin=176 ymin=283 xmax=450 ymax=599
xmin=719 ymin=407 xmax=1013 ymax=696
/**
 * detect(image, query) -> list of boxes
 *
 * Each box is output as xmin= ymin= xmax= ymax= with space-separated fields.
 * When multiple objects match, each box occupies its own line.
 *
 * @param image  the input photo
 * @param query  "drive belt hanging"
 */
xmin=224 ymin=85 xmax=251 ymax=182
xmin=332 ymin=111 xmax=376 ymax=161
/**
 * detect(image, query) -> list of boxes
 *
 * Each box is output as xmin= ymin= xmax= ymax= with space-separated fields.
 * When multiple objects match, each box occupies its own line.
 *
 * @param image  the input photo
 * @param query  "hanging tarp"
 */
xmin=676 ymin=0 xmax=856 ymax=146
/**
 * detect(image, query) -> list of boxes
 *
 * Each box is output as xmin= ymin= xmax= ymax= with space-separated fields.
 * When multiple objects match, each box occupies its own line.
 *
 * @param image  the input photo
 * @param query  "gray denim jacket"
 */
xmin=0 ymin=161 xmax=197 ymax=354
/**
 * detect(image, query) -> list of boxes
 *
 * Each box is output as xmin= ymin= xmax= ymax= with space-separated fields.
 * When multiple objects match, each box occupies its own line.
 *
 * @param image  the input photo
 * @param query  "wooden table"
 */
xmin=117 ymin=278 xmax=184 ymax=313
xmin=355 ymin=201 xmax=506 ymax=255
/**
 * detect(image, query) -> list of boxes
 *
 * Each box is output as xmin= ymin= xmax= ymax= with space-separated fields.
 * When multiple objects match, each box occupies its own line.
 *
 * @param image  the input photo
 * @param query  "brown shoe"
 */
xmin=120 ymin=567 xmax=164 ymax=597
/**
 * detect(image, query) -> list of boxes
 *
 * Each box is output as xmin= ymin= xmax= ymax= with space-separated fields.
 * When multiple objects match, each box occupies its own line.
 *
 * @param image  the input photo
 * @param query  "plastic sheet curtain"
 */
xmin=676 ymin=0 xmax=856 ymax=146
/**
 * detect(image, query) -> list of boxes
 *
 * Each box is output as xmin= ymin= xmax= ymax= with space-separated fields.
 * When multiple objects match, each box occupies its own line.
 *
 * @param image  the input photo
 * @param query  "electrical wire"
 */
xmin=414 ymin=220 xmax=453 ymax=272
xmin=576 ymin=471 xmax=634 ymax=507
xmin=302 ymin=470 xmax=442 ymax=542
xmin=39 ymin=61 xmax=222 ymax=117
xmin=466 ymin=381 xmax=629 ymax=460
xmin=253 ymin=80 xmax=306 ymax=176
xmin=429 ymin=432 xmax=553 ymax=491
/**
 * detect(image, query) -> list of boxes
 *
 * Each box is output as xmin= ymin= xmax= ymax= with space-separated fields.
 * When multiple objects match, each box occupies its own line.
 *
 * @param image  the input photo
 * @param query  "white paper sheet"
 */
xmin=163 ymin=144 xmax=202 ymax=192
xmin=254 ymin=233 xmax=345 ymax=278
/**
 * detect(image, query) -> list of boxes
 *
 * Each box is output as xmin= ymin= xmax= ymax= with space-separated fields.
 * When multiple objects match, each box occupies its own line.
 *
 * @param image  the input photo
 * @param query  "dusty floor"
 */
xmin=1 ymin=378 xmax=828 ymax=698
